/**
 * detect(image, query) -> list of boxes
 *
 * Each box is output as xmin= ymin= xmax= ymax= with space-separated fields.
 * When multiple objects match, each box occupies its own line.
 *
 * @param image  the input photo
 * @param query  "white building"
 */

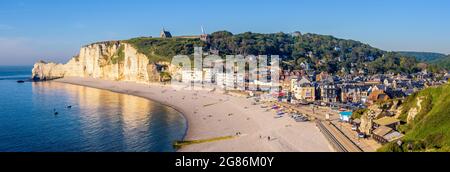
xmin=181 ymin=70 xmax=193 ymax=83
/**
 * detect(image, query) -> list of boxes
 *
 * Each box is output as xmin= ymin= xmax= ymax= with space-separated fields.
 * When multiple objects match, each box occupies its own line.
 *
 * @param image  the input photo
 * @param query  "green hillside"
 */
xmin=398 ymin=51 xmax=446 ymax=62
xmin=379 ymin=84 xmax=450 ymax=152
xmin=125 ymin=37 xmax=206 ymax=63
xmin=121 ymin=31 xmax=420 ymax=74
xmin=398 ymin=51 xmax=450 ymax=70
xmin=429 ymin=55 xmax=450 ymax=70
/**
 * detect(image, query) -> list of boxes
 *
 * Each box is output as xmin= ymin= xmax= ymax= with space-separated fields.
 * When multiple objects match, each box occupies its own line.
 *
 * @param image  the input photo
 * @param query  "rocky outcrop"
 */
xmin=32 ymin=61 xmax=66 ymax=80
xmin=32 ymin=42 xmax=177 ymax=83
xmin=406 ymin=97 xmax=423 ymax=123
xmin=359 ymin=113 xmax=374 ymax=135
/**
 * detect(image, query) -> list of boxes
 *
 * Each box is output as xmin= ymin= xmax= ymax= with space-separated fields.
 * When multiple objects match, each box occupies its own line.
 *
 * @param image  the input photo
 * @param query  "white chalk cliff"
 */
xmin=32 ymin=41 xmax=176 ymax=83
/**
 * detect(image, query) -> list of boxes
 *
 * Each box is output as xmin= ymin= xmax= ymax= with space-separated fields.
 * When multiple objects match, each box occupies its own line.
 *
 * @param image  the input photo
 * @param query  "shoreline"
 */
xmin=55 ymin=77 xmax=334 ymax=152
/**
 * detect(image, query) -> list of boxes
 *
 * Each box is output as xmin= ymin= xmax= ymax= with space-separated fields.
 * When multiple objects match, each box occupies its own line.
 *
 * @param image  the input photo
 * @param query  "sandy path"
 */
xmin=55 ymin=77 xmax=333 ymax=152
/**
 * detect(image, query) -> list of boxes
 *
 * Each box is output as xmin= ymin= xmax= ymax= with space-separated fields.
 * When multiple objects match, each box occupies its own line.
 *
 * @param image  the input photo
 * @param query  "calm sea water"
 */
xmin=0 ymin=66 xmax=186 ymax=152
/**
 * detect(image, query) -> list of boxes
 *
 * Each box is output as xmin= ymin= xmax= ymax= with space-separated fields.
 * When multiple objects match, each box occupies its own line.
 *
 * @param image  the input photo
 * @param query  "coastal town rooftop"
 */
xmin=374 ymin=117 xmax=400 ymax=126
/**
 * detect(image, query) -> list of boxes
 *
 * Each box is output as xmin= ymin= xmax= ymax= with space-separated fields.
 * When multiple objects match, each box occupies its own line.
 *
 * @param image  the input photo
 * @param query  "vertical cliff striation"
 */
xmin=32 ymin=41 xmax=176 ymax=83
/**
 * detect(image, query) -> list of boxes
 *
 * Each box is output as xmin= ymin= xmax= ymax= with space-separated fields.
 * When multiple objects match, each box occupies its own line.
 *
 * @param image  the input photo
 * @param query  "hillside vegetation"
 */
xmin=398 ymin=51 xmax=446 ymax=62
xmin=125 ymin=37 xmax=206 ymax=63
xmin=429 ymin=55 xmax=450 ymax=70
xmin=208 ymin=31 xmax=419 ymax=74
xmin=398 ymin=51 xmax=450 ymax=70
xmin=122 ymin=31 xmax=421 ymax=74
xmin=379 ymin=84 xmax=450 ymax=152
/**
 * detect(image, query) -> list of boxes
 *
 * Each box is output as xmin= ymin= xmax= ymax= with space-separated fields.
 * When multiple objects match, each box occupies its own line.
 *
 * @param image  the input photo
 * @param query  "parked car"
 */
xmin=351 ymin=125 xmax=358 ymax=131
xmin=295 ymin=117 xmax=308 ymax=122
xmin=291 ymin=114 xmax=301 ymax=119
xmin=357 ymin=132 xmax=365 ymax=138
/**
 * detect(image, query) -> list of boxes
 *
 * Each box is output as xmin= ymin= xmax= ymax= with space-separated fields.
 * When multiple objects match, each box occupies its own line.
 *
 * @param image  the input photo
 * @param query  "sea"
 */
xmin=0 ymin=66 xmax=187 ymax=152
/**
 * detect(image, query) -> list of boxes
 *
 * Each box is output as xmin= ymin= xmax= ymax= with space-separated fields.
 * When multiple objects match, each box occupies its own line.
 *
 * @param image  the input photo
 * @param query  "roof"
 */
xmin=374 ymin=117 xmax=400 ymax=126
xmin=386 ymin=89 xmax=406 ymax=98
xmin=368 ymin=90 xmax=390 ymax=102
xmin=383 ymin=131 xmax=404 ymax=142
xmin=373 ymin=126 xmax=393 ymax=136
xmin=298 ymin=77 xmax=311 ymax=85
xmin=340 ymin=111 xmax=352 ymax=117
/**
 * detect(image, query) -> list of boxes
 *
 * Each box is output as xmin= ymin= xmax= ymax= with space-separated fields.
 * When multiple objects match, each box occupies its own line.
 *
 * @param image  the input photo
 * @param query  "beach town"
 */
xmin=27 ymin=28 xmax=449 ymax=152
xmin=53 ymin=56 xmax=449 ymax=152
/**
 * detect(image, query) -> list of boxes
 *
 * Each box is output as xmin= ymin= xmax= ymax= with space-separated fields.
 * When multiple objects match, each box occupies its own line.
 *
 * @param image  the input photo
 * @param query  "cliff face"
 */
xmin=32 ymin=42 xmax=176 ymax=83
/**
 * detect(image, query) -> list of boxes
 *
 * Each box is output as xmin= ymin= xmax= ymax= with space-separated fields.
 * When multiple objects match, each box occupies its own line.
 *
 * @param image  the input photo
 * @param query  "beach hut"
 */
xmin=339 ymin=111 xmax=352 ymax=122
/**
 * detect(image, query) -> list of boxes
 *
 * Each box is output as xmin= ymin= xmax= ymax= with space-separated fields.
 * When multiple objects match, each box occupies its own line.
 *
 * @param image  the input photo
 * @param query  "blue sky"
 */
xmin=0 ymin=0 xmax=449 ymax=65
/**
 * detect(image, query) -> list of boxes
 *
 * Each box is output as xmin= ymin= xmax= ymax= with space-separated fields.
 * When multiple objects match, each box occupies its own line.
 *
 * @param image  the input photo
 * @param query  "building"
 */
xmin=339 ymin=111 xmax=352 ymax=122
xmin=373 ymin=117 xmax=401 ymax=130
xmin=340 ymin=85 xmax=370 ymax=104
xmin=318 ymin=83 xmax=340 ymax=103
xmin=291 ymin=77 xmax=316 ymax=102
xmin=316 ymin=72 xmax=330 ymax=82
xmin=200 ymin=26 xmax=210 ymax=42
xmin=372 ymin=125 xmax=404 ymax=144
xmin=292 ymin=31 xmax=302 ymax=37
xmin=160 ymin=28 xmax=172 ymax=38
xmin=202 ymin=67 xmax=215 ymax=84
xmin=215 ymin=71 xmax=245 ymax=90
xmin=181 ymin=69 xmax=206 ymax=84
xmin=367 ymin=90 xmax=390 ymax=104
xmin=200 ymin=34 xmax=210 ymax=42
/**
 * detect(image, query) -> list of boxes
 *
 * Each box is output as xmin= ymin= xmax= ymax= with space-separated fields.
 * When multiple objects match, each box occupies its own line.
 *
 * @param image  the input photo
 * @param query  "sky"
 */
xmin=0 ymin=0 xmax=449 ymax=65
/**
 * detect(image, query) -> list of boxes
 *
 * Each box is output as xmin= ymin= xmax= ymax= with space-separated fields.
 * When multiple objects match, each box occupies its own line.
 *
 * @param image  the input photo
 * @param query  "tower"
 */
xmin=200 ymin=26 xmax=210 ymax=42
xmin=160 ymin=27 xmax=172 ymax=38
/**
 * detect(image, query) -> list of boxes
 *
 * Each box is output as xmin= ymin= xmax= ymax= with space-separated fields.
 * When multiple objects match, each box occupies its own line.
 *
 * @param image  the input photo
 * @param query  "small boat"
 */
xmin=16 ymin=80 xmax=25 ymax=83
xmin=67 ymin=105 xmax=72 ymax=109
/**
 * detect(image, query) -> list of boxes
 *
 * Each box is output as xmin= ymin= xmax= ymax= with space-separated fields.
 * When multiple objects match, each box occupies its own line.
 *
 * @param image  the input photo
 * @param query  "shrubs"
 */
xmin=123 ymin=31 xmax=421 ymax=74
xmin=377 ymin=142 xmax=404 ymax=152
xmin=111 ymin=45 xmax=125 ymax=64
xmin=159 ymin=72 xmax=172 ymax=82
xmin=379 ymin=84 xmax=450 ymax=152
xmin=125 ymin=37 xmax=205 ymax=63
xmin=352 ymin=108 xmax=368 ymax=119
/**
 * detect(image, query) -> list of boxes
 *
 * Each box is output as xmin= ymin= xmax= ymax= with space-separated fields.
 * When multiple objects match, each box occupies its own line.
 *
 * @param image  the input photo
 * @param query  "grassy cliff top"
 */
xmin=379 ymin=83 xmax=450 ymax=152
xmin=124 ymin=37 xmax=206 ymax=63
xmin=82 ymin=31 xmax=423 ymax=74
